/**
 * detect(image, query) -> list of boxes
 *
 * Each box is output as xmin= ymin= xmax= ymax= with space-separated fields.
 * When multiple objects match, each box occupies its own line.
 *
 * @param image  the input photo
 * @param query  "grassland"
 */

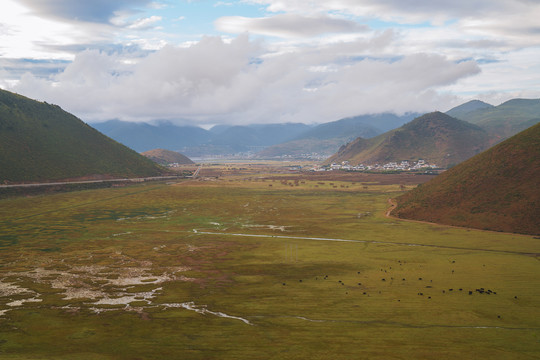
xmin=0 ymin=169 xmax=538 ymax=359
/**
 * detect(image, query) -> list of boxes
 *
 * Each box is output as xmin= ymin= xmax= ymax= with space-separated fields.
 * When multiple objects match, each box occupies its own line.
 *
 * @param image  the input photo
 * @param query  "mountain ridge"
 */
xmin=447 ymin=98 xmax=540 ymax=140
xmin=0 ymin=89 xmax=166 ymax=183
xmin=326 ymin=112 xmax=490 ymax=168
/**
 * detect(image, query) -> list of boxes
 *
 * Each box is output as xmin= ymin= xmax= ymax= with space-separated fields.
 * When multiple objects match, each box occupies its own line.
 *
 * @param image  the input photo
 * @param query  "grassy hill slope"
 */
xmin=445 ymin=100 xmax=494 ymax=119
xmin=0 ymin=89 xmax=165 ymax=183
xmin=394 ymin=122 xmax=540 ymax=235
xmin=142 ymin=149 xmax=194 ymax=165
xmin=327 ymin=112 xmax=490 ymax=168
xmin=258 ymin=113 xmax=416 ymax=158
xmin=449 ymin=98 xmax=540 ymax=140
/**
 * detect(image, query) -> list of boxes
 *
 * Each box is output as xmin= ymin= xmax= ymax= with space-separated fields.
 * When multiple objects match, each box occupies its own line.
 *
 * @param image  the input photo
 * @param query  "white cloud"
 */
xmin=244 ymin=0 xmax=540 ymax=49
xmin=18 ymin=0 xmax=152 ymax=24
xmin=9 ymin=34 xmax=481 ymax=125
xmin=127 ymin=15 xmax=163 ymax=29
xmin=215 ymin=13 xmax=368 ymax=38
xmin=2 ymin=0 xmax=538 ymax=126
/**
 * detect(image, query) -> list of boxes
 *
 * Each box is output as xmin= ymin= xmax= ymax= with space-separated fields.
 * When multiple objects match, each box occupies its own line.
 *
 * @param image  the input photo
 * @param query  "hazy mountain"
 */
xmin=141 ymin=149 xmax=194 ymax=165
xmin=258 ymin=113 xmax=417 ymax=158
xmin=209 ymin=123 xmax=312 ymax=149
xmin=394 ymin=122 xmax=540 ymax=235
xmin=326 ymin=112 xmax=490 ymax=168
xmin=93 ymin=120 xmax=311 ymax=156
xmin=445 ymin=100 xmax=494 ymax=119
xmin=447 ymin=98 xmax=540 ymax=140
xmin=92 ymin=120 xmax=212 ymax=153
xmin=0 ymin=89 xmax=165 ymax=183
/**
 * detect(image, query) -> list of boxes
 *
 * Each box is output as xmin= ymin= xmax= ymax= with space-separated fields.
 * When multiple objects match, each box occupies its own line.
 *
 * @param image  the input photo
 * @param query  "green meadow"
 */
xmin=0 ymin=175 xmax=538 ymax=359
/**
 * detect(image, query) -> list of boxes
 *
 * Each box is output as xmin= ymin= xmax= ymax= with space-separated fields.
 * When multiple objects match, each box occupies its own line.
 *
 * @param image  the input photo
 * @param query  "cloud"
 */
xmin=216 ymin=13 xmax=368 ymax=38
xmin=18 ymin=0 xmax=152 ymax=24
xmin=246 ymin=1 xmax=540 ymax=46
xmin=126 ymin=15 xmax=162 ymax=30
xmin=9 ymin=34 xmax=481 ymax=125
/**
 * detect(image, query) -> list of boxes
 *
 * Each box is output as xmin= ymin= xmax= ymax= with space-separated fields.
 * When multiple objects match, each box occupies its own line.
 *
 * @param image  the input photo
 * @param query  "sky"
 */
xmin=1 ymin=0 xmax=539 ymax=126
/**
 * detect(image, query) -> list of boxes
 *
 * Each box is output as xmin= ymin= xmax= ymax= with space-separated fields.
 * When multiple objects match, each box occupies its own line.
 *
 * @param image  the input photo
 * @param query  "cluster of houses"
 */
xmin=314 ymin=160 xmax=439 ymax=172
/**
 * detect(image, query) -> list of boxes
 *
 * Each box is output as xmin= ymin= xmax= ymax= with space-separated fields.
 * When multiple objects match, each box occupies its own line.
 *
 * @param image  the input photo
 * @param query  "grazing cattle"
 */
xmin=469 ymin=291 xmax=473 ymax=295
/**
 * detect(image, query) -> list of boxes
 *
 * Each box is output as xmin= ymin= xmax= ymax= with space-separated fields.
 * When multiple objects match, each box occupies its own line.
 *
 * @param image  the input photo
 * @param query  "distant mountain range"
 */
xmin=93 ymin=120 xmax=311 ymax=156
xmin=393 ymin=122 xmax=540 ymax=235
xmin=92 ymin=113 xmax=418 ymax=158
xmin=92 ymin=120 xmax=213 ymax=154
xmin=141 ymin=149 xmax=194 ymax=165
xmin=447 ymin=98 xmax=540 ymax=140
xmin=0 ymin=89 xmax=165 ymax=183
xmin=327 ymin=112 xmax=490 ymax=168
xmin=326 ymin=98 xmax=540 ymax=167
xmin=258 ymin=113 xmax=418 ymax=158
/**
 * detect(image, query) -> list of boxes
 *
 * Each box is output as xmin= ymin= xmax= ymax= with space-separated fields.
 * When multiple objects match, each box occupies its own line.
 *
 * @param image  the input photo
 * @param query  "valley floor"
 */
xmin=0 ymin=167 xmax=538 ymax=359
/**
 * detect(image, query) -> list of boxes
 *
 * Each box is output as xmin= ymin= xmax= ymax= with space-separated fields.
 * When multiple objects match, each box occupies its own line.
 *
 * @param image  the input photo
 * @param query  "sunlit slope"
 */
xmin=327 ymin=112 xmax=490 ymax=168
xmin=142 ymin=149 xmax=195 ymax=165
xmin=0 ymin=89 xmax=165 ymax=182
xmin=394 ymin=122 xmax=540 ymax=235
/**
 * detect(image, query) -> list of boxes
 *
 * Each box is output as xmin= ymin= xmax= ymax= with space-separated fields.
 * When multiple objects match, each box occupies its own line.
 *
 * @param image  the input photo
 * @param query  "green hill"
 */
xmin=327 ymin=112 xmax=490 ymax=168
xmin=446 ymin=100 xmax=494 ymax=119
xmin=258 ymin=113 xmax=416 ymax=158
xmin=394 ymin=122 xmax=540 ymax=235
xmin=0 ymin=89 xmax=166 ymax=183
xmin=142 ymin=149 xmax=194 ymax=165
xmin=448 ymin=98 xmax=540 ymax=141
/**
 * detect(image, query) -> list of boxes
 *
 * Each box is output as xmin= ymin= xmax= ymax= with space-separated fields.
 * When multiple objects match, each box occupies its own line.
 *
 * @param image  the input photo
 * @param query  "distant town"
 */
xmin=313 ymin=160 xmax=440 ymax=172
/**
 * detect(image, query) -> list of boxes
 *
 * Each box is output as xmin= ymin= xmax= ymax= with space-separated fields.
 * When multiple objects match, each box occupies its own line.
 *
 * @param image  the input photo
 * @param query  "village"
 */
xmin=314 ymin=159 xmax=440 ymax=172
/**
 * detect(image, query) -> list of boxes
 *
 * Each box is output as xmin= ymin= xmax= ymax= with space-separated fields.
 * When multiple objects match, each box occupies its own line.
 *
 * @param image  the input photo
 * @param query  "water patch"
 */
xmin=0 ymin=281 xmax=34 ymax=297
xmin=112 ymin=232 xmax=132 ymax=237
xmin=93 ymin=287 xmax=162 ymax=306
xmin=7 ymin=297 xmax=42 ymax=307
xmin=242 ymin=224 xmax=291 ymax=232
xmin=162 ymin=302 xmax=252 ymax=325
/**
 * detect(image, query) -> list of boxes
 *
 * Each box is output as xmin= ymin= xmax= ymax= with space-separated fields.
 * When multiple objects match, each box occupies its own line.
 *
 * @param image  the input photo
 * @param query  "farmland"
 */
xmin=0 ymin=167 xmax=538 ymax=359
